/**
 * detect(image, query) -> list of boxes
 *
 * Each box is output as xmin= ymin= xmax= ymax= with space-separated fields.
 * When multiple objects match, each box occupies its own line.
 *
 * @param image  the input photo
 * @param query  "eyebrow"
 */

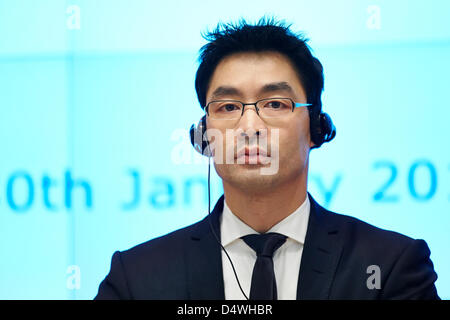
xmin=260 ymin=81 xmax=295 ymax=95
xmin=209 ymin=81 xmax=295 ymax=101
xmin=210 ymin=86 xmax=243 ymax=100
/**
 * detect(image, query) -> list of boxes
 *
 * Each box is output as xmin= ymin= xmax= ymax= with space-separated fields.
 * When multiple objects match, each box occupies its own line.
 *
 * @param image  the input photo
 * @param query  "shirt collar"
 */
xmin=220 ymin=194 xmax=310 ymax=247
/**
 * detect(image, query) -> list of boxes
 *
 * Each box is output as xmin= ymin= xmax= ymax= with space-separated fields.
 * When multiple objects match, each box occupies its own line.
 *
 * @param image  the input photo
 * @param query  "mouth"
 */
xmin=235 ymin=147 xmax=271 ymax=165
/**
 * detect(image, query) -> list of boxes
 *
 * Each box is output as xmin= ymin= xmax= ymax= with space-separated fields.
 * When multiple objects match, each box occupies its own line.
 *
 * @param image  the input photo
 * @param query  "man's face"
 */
xmin=205 ymin=51 xmax=313 ymax=193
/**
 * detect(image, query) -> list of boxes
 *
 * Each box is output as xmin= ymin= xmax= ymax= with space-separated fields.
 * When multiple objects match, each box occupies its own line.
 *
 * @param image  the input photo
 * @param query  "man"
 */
xmin=95 ymin=18 xmax=439 ymax=300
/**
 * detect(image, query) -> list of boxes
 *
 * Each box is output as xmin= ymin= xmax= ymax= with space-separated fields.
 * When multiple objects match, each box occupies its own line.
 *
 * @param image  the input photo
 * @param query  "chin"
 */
xmin=215 ymin=162 xmax=286 ymax=193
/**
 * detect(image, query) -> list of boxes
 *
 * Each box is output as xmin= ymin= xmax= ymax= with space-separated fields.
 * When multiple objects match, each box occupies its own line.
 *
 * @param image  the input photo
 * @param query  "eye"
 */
xmin=223 ymin=104 xmax=238 ymax=112
xmin=268 ymin=101 xmax=282 ymax=109
xmin=263 ymin=99 xmax=290 ymax=110
xmin=216 ymin=102 xmax=240 ymax=113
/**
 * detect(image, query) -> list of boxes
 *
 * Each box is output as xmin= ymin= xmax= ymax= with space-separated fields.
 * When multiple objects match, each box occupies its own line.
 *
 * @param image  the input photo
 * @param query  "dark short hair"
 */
xmin=194 ymin=17 xmax=324 ymax=116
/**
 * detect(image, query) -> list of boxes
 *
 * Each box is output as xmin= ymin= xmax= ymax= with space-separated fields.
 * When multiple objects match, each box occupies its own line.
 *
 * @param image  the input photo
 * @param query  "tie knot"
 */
xmin=241 ymin=232 xmax=287 ymax=258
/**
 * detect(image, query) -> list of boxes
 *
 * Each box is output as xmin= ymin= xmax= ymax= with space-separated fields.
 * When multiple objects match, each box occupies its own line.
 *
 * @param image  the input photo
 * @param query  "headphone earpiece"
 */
xmin=319 ymin=112 xmax=336 ymax=144
xmin=310 ymin=110 xmax=336 ymax=149
xmin=189 ymin=115 xmax=212 ymax=157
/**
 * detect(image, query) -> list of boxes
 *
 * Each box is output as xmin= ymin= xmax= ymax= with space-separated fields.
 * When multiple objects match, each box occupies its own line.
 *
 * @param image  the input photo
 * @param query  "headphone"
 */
xmin=189 ymin=106 xmax=336 ymax=155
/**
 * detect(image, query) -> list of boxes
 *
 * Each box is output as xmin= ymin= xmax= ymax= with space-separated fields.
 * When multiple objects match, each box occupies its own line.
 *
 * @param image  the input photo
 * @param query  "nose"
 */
xmin=237 ymin=104 xmax=268 ymax=139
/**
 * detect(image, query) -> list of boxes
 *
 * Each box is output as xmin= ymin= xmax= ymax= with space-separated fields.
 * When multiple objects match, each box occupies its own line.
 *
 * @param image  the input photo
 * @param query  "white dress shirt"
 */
xmin=220 ymin=195 xmax=310 ymax=300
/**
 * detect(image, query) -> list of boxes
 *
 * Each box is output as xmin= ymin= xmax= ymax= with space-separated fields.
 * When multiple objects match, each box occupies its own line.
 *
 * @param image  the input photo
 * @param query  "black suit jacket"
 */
xmin=95 ymin=193 xmax=439 ymax=299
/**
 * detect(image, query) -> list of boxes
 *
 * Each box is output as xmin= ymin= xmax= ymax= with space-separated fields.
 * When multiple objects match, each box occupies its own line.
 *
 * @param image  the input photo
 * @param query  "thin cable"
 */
xmin=206 ymin=156 xmax=249 ymax=300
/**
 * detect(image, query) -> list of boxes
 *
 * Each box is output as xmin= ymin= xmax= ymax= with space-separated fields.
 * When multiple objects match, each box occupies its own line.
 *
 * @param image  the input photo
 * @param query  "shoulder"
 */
xmin=95 ymin=219 xmax=207 ymax=299
xmin=308 ymin=194 xmax=415 ymax=251
xmin=317 ymin=206 xmax=438 ymax=299
xmin=329 ymin=209 xmax=414 ymax=248
xmin=96 ymin=218 xmax=208 ymax=299
xmin=324 ymin=207 xmax=425 ymax=268
xmin=310 ymin=199 xmax=422 ymax=265
xmin=118 ymin=218 xmax=205 ymax=264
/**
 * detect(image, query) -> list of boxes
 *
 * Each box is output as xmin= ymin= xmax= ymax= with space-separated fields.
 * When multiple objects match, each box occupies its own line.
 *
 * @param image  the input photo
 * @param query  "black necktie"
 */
xmin=241 ymin=232 xmax=287 ymax=300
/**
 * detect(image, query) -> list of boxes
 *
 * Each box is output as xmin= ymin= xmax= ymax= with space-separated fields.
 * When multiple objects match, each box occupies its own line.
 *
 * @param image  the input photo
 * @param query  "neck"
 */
xmin=222 ymin=170 xmax=308 ymax=233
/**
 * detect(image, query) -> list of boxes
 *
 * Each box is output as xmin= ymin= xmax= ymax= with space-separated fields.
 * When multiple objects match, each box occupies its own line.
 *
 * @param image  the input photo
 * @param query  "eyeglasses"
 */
xmin=204 ymin=97 xmax=312 ymax=120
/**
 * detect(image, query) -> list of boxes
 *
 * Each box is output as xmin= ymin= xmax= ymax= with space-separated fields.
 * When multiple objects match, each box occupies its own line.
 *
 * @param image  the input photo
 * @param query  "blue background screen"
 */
xmin=0 ymin=0 xmax=449 ymax=299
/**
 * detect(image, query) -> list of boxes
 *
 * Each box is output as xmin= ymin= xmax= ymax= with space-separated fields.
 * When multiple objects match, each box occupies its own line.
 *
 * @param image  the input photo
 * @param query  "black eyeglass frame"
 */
xmin=204 ymin=97 xmax=312 ymax=119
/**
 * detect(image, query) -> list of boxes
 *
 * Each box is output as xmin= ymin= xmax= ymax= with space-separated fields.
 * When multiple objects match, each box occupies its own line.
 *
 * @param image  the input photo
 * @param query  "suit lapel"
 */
xmin=297 ymin=193 xmax=344 ymax=299
xmin=186 ymin=195 xmax=225 ymax=299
